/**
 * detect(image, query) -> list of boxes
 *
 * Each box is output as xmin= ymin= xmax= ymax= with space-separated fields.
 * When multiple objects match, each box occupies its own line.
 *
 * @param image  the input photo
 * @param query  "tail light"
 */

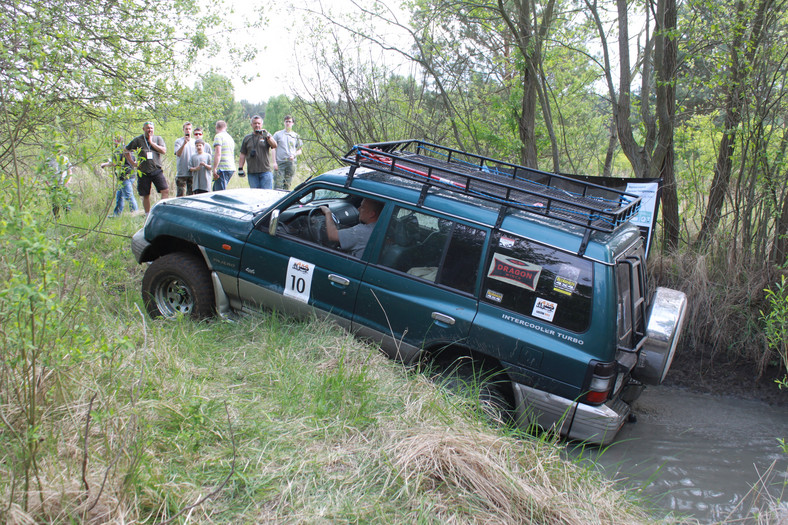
xmin=584 ymin=361 xmax=617 ymax=405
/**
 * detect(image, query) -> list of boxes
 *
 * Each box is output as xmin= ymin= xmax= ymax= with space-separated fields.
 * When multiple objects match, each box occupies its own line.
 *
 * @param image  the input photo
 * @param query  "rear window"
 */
xmin=481 ymin=233 xmax=593 ymax=332
xmin=377 ymin=207 xmax=486 ymax=294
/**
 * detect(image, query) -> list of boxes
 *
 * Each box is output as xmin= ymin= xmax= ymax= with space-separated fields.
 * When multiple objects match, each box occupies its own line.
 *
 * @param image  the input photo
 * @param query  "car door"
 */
xmin=353 ymin=206 xmax=487 ymax=364
xmin=237 ymin=188 xmax=386 ymax=328
xmin=466 ymin=231 xmax=596 ymax=400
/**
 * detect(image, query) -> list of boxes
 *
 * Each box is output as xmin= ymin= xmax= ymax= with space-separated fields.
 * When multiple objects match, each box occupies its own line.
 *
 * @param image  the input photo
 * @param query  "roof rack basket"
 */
xmin=341 ymin=139 xmax=641 ymax=234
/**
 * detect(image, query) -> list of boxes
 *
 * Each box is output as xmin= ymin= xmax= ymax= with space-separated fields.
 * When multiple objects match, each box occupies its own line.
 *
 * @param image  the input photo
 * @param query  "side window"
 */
xmin=482 ymin=233 xmax=593 ymax=332
xmin=274 ymin=188 xmax=386 ymax=259
xmin=377 ymin=207 xmax=486 ymax=294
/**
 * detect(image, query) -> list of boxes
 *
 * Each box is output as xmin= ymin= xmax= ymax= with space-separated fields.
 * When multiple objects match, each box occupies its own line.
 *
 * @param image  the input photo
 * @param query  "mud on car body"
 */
xmin=132 ymin=140 xmax=687 ymax=445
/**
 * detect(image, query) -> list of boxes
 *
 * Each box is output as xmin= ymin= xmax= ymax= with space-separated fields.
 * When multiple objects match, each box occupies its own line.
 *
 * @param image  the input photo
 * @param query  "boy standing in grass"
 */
xmin=189 ymin=139 xmax=213 ymax=194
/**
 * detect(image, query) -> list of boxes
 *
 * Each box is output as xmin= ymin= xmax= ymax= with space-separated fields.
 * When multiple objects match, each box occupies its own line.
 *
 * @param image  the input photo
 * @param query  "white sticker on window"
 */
xmin=532 ymin=298 xmax=557 ymax=322
xmin=499 ymin=236 xmax=516 ymax=249
xmin=283 ymin=257 xmax=314 ymax=304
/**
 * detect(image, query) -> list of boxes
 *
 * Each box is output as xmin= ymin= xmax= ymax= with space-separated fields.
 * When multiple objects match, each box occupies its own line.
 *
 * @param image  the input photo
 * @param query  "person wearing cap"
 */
xmin=174 ymin=121 xmax=199 ymax=196
xmin=124 ymin=121 xmax=169 ymax=213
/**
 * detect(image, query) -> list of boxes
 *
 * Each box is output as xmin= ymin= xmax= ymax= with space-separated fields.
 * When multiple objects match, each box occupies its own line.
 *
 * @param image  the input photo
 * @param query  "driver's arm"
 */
xmin=320 ymin=206 xmax=339 ymax=243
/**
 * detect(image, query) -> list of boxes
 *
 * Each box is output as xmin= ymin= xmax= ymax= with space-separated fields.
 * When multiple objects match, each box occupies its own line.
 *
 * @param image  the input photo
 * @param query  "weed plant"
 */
xmin=651 ymin=249 xmax=781 ymax=378
xmin=0 ymin=164 xmax=692 ymax=523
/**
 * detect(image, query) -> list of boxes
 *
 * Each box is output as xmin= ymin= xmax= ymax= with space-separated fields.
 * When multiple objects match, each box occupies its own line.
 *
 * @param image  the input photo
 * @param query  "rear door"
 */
xmin=353 ymin=206 xmax=487 ymax=363
xmin=467 ymin=231 xmax=596 ymax=399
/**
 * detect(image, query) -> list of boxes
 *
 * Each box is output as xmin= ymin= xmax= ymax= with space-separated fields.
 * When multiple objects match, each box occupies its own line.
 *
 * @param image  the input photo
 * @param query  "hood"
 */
xmin=155 ymin=189 xmax=288 ymax=220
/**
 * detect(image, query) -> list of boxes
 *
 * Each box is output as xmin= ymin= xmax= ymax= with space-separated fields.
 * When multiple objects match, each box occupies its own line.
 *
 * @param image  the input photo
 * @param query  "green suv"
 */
xmin=132 ymin=140 xmax=687 ymax=445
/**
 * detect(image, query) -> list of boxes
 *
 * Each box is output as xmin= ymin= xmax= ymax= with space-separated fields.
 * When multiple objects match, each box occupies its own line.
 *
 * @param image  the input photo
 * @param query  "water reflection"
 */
xmin=571 ymin=387 xmax=788 ymax=523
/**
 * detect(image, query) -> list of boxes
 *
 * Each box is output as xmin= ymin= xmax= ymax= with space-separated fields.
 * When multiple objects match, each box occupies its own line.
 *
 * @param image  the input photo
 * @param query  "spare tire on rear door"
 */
xmin=634 ymin=287 xmax=688 ymax=385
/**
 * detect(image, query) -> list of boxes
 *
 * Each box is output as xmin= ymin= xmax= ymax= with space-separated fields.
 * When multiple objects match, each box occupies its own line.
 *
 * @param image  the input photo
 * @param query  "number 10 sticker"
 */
xmin=284 ymin=257 xmax=315 ymax=304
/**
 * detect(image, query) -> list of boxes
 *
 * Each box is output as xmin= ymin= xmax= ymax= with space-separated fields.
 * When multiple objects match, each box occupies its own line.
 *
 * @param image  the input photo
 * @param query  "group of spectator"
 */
xmin=103 ymin=116 xmax=303 ymax=217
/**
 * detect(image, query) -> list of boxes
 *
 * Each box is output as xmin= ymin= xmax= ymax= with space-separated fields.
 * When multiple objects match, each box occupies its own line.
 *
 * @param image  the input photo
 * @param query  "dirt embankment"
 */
xmin=665 ymin=344 xmax=788 ymax=407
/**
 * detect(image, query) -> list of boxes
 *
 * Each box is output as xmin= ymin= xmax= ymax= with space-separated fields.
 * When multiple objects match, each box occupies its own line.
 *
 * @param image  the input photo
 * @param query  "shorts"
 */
xmin=137 ymin=168 xmax=168 ymax=196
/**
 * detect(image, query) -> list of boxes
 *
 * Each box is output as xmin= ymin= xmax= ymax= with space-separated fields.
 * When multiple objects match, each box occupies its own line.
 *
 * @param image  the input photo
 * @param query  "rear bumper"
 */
xmin=512 ymin=382 xmax=630 ymax=445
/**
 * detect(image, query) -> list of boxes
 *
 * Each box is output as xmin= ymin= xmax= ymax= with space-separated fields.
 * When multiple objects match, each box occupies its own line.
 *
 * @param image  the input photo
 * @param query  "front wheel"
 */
xmin=141 ymin=252 xmax=215 ymax=319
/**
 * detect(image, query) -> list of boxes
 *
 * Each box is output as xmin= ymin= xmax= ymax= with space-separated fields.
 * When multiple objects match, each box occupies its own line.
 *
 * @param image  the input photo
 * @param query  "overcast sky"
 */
xmin=213 ymin=0 xmax=411 ymax=104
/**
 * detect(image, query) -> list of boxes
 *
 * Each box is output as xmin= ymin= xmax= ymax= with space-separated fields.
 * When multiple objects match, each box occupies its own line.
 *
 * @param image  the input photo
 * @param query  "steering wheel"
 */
xmin=307 ymin=206 xmax=340 ymax=247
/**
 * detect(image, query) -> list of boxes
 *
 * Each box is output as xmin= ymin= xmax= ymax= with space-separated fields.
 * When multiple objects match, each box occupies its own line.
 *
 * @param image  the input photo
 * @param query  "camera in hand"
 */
xmin=254 ymin=129 xmax=262 ymax=135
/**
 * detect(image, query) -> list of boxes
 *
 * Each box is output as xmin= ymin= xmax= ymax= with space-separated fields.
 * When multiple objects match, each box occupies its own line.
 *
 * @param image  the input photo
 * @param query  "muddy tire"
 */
xmin=141 ymin=252 xmax=214 ymax=319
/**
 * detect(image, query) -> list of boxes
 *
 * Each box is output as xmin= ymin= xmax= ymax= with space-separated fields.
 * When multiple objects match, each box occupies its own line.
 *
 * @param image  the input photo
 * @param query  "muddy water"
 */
xmin=573 ymin=387 xmax=788 ymax=523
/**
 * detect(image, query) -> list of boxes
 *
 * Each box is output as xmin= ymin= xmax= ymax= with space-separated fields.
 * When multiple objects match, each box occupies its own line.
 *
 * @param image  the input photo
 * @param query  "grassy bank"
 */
xmin=0 ymin=175 xmax=686 ymax=523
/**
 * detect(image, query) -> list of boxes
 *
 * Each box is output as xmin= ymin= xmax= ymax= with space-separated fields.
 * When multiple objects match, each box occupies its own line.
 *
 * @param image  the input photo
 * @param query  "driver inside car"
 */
xmin=320 ymin=198 xmax=383 ymax=258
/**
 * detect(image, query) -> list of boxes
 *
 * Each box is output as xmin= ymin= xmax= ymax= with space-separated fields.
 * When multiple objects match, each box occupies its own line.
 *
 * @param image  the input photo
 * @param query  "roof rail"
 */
xmin=341 ymin=140 xmax=641 ymax=234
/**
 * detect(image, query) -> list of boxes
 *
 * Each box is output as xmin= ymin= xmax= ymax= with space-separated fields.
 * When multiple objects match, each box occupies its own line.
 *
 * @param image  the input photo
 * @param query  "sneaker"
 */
xmin=130 ymin=210 xmax=145 ymax=217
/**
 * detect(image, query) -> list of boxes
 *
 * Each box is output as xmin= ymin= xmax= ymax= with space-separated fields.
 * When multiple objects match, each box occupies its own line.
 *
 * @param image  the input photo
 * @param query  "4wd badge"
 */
xmin=487 ymin=253 xmax=542 ymax=291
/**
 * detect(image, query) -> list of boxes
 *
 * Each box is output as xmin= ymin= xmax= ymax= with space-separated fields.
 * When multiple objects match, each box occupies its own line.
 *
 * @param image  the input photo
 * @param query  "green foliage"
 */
xmin=0 ymin=0 xmax=190 ymax=172
xmin=264 ymin=94 xmax=294 ymax=132
xmin=761 ymin=276 xmax=788 ymax=387
xmin=181 ymin=73 xmax=246 ymax=138
xmin=0 ymin=174 xmax=104 ymax=512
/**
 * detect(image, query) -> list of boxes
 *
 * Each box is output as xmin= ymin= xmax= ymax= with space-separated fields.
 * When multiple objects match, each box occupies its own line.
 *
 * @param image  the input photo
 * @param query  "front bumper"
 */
xmin=131 ymin=228 xmax=150 ymax=263
xmin=512 ymin=382 xmax=630 ymax=445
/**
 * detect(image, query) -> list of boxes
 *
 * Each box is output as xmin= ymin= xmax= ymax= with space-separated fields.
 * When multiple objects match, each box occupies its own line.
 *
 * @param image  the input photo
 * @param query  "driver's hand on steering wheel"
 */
xmin=320 ymin=206 xmax=339 ymax=224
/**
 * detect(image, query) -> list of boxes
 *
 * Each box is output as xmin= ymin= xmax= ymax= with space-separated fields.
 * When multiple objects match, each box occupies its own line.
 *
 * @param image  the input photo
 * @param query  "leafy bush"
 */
xmin=761 ymin=275 xmax=788 ymax=388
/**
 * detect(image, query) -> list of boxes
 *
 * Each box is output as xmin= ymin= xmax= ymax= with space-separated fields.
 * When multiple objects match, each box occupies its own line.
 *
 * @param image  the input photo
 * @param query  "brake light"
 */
xmin=585 ymin=362 xmax=617 ymax=405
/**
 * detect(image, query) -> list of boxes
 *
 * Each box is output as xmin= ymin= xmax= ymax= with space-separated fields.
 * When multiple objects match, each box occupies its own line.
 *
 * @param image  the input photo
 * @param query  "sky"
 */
xmin=211 ymin=0 xmax=641 ymax=105
xmin=215 ymin=0 xmax=348 ymax=104
xmin=216 ymin=0 xmax=411 ymax=104
xmin=213 ymin=1 xmax=297 ymax=104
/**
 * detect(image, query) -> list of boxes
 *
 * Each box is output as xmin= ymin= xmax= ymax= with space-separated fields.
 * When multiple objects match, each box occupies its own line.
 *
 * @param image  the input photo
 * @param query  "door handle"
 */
xmin=328 ymin=274 xmax=350 ymax=286
xmin=431 ymin=312 xmax=455 ymax=325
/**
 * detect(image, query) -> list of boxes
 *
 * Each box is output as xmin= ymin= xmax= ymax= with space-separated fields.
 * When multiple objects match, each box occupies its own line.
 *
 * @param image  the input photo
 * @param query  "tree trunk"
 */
xmin=696 ymin=0 xmax=772 ymax=246
xmin=653 ymin=0 xmax=680 ymax=250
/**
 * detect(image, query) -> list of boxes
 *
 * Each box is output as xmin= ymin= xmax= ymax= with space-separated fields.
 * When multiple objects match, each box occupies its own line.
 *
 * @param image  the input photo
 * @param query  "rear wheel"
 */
xmin=433 ymin=357 xmax=513 ymax=427
xmin=142 ymin=252 xmax=214 ymax=319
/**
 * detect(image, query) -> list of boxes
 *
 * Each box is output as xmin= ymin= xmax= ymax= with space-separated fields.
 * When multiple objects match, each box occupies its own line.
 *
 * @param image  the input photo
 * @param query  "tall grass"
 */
xmin=651 ymin=249 xmax=779 ymax=378
xmin=0 ymin=164 xmax=691 ymax=523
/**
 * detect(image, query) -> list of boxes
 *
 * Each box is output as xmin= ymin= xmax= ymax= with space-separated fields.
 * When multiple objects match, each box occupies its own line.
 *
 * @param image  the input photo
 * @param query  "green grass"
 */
xmin=0 ymin=168 xmax=688 ymax=524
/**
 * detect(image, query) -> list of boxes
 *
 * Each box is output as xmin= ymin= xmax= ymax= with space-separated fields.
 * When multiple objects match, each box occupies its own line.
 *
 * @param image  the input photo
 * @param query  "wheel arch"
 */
xmin=420 ymin=343 xmax=516 ymax=405
xmin=140 ymin=235 xmax=205 ymax=265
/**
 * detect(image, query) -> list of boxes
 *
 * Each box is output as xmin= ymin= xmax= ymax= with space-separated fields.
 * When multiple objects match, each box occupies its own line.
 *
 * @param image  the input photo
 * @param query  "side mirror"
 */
xmin=268 ymin=209 xmax=280 ymax=236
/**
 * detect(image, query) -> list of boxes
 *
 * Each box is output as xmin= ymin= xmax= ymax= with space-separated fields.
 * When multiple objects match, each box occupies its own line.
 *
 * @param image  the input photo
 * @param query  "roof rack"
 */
xmin=341 ymin=139 xmax=641 ymax=234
